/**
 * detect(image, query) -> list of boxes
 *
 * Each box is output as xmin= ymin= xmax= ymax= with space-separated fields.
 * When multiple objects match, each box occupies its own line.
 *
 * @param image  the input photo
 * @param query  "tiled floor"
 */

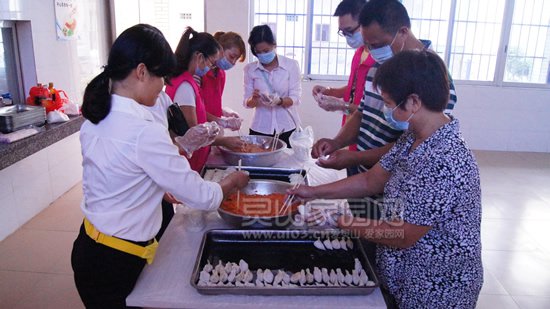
xmin=1 ymin=150 xmax=550 ymax=308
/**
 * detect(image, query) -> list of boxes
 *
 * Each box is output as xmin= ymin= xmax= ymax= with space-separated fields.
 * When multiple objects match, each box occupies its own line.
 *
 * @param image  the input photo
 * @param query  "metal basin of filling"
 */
xmin=218 ymin=135 xmax=287 ymax=167
xmin=218 ymin=180 xmax=299 ymax=229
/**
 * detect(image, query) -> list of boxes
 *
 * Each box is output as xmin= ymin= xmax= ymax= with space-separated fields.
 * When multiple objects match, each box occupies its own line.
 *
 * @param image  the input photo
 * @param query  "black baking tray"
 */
xmin=201 ymin=165 xmax=306 ymax=183
xmin=190 ymin=229 xmax=379 ymax=295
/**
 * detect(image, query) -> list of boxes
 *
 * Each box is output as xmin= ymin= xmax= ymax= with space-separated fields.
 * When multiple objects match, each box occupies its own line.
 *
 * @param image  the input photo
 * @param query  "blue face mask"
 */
xmin=216 ymin=56 xmax=234 ymax=71
xmin=345 ymin=31 xmax=364 ymax=49
xmin=195 ymin=65 xmax=210 ymax=77
xmin=369 ymin=32 xmax=400 ymax=64
xmin=256 ymin=51 xmax=276 ymax=64
xmin=382 ymin=101 xmax=414 ymax=131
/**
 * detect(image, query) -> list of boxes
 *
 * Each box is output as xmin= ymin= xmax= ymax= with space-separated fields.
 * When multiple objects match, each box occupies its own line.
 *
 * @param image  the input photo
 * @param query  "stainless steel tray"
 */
xmin=0 ymin=105 xmax=46 ymax=133
xmin=190 ymin=229 xmax=379 ymax=295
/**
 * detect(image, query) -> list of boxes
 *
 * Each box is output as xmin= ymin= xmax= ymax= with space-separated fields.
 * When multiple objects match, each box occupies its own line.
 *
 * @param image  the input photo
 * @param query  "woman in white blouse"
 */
xmin=243 ymin=25 xmax=302 ymax=147
xmin=71 ymin=24 xmax=249 ymax=308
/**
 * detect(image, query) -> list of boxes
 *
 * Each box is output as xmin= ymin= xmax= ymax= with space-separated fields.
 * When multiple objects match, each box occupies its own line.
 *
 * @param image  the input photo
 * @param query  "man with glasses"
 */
xmin=312 ymin=0 xmax=374 ymax=137
xmin=312 ymin=0 xmax=457 ymax=216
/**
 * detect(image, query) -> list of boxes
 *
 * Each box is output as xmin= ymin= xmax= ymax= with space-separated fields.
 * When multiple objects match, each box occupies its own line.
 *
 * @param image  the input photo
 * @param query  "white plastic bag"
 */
xmin=289 ymin=126 xmax=314 ymax=162
xmin=47 ymin=110 xmax=70 ymax=123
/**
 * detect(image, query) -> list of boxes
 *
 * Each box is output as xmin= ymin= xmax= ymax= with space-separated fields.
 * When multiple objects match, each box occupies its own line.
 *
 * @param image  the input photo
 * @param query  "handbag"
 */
xmin=167 ymin=103 xmax=189 ymax=136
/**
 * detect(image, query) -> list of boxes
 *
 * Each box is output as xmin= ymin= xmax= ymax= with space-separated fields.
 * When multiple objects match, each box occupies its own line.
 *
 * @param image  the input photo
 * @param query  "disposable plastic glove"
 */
xmin=216 ymin=117 xmax=244 ymax=131
xmin=259 ymin=92 xmax=282 ymax=107
xmin=222 ymin=108 xmax=240 ymax=118
xmin=317 ymin=95 xmax=348 ymax=112
xmin=175 ymin=122 xmax=221 ymax=158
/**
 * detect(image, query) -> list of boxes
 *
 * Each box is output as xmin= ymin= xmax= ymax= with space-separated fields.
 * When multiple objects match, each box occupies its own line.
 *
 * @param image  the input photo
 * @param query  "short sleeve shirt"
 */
xmin=355 ymin=40 xmax=457 ymax=173
xmin=376 ymin=117 xmax=483 ymax=308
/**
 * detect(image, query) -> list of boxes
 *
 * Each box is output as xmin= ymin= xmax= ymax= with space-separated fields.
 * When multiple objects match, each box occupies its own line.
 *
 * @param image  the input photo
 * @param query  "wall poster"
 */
xmin=54 ymin=0 xmax=79 ymax=40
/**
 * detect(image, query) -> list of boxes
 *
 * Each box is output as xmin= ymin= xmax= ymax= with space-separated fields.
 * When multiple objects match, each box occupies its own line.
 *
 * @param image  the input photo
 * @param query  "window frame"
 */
xmin=0 ymin=20 xmax=27 ymax=105
xmin=250 ymin=0 xmax=349 ymax=81
xmin=250 ymin=0 xmax=550 ymax=88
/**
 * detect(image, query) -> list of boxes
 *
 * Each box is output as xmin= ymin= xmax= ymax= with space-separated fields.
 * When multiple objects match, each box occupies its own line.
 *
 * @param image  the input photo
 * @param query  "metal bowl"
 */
xmin=218 ymin=180 xmax=298 ymax=229
xmin=218 ymin=135 xmax=287 ymax=167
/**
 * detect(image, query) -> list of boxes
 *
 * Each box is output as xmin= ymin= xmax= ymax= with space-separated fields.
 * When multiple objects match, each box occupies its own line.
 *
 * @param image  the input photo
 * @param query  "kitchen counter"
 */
xmin=0 ymin=115 xmax=84 ymax=170
xmin=126 ymin=148 xmax=387 ymax=308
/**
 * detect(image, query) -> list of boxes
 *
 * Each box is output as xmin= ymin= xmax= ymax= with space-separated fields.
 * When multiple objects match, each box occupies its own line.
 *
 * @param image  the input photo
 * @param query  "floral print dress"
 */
xmin=377 ymin=116 xmax=483 ymax=309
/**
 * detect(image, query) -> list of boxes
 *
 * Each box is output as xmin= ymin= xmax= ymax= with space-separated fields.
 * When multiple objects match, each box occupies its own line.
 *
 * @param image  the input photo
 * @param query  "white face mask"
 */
xmin=369 ymin=32 xmax=401 ymax=64
xmin=345 ymin=31 xmax=363 ymax=49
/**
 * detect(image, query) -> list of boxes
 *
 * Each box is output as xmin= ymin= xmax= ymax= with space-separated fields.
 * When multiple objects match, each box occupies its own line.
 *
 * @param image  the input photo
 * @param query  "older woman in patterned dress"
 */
xmin=290 ymin=50 xmax=482 ymax=308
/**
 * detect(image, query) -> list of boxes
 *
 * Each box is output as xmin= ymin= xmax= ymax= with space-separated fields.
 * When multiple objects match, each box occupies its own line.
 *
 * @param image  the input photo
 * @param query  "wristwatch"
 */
xmin=344 ymin=103 xmax=351 ymax=115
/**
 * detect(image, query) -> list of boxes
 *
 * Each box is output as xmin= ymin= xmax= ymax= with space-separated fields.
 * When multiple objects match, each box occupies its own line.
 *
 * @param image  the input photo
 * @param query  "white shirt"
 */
xmin=173 ymin=82 xmax=196 ymax=107
xmin=80 ymin=94 xmax=222 ymax=241
xmin=146 ymin=91 xmax=172 ymax=127
xmin=243 ymin=54 xmax=302 ymax=134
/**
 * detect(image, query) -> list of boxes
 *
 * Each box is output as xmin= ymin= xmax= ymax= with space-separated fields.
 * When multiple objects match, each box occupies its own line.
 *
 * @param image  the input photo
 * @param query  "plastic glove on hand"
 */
xmin=259 ymin=92 xmax=281 ymax=107
xmin=174 ymin=122 xmax=221 ymax=158
xmin=317 ymin=95 xmax=347 ymax=112
xmin=222 ymin=108 xmax=240 ymax=118
xmin=216 ymin=117 xmax=243 ymax=131
xmin=312 ymin=85 xmax=327 ymax=97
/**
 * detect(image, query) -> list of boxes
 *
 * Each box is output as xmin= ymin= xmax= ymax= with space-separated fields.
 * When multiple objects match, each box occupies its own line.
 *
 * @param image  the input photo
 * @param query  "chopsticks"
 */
xmin=279 ymin=182 xmax=299 ymax=215
xmin=237 ymin=159 xmax=242 ymax=208
xmin=279 ymin=168 xmax=310 ymax=215
xmin=271 ymin=130 xmax=281 ymax=151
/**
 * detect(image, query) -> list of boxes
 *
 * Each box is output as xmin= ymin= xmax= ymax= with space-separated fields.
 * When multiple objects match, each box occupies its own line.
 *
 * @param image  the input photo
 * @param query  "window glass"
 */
xmin=252 ymin=0 xmax=549 ymax=86
xmin=449 ymin=0 xmax=505 ymax=81
xmin=113 ymin=0 xmax=205 ymax=51
xmin=253 ymin=0 xmax=355 ymax=78
xmin=0 ymin=23 xmax=23 ymax=105
xmin=253 ymin=0 xmax=307 ymax=75
xmin=77 ymin=0 xmax=110 ymax=95
xmin=504 ymin=0 xmax=550 ymax=84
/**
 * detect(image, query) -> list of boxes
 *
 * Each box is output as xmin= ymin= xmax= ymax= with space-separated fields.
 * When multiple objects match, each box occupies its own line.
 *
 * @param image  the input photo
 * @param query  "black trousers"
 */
xmin=71 ymin=224 xmax=146 ymax=309
xmin=249 ymin=128 xmax=295 ymax=149
xmin=155 ymin=199 xmax=174 ymax=240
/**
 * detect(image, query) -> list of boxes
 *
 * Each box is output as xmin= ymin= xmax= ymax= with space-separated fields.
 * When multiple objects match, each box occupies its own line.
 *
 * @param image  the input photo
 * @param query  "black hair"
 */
xmin=334 ymin=0 xmax=366 ymax=20
xmin=81 ymin=24 xmax=176 ymax=124
xmin=359 ymin=0 xmax=411 ymax=34
xmin=373 ymin=50 xmax=450 ymax=112
xmin=174 ymin=27 xmax=221 ymax=76
xmin=248 ymin=25 xmax=276 ymax=57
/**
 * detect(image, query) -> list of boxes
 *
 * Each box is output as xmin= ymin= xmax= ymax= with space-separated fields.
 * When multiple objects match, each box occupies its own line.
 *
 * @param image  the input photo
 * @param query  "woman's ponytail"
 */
xmin=81 ymin=70 xmax=111 ymax=124
xmin=174 ymin=27 xmax=196 ymax=75
xmin=81 ymin=24 xmax=176 ymax=125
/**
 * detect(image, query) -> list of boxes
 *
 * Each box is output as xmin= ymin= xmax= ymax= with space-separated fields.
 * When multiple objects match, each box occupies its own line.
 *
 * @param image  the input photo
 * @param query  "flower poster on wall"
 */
xmin=54 ymin=0 xmax=79 ymax=40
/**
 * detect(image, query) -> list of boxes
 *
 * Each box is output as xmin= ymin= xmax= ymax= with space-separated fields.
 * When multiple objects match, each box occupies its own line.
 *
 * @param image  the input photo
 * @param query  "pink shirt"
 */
xmin=201 ymin=68 xmax=226 ymax=118
xmin=165 ymin=71 xmax=210 ymax=172
xmin=344 ymin=46 xmax=375 ymax=151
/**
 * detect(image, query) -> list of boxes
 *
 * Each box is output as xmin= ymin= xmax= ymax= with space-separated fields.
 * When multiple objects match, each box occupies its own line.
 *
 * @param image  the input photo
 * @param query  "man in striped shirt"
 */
xmin=312 ymin=0 xmax=457 ymax=218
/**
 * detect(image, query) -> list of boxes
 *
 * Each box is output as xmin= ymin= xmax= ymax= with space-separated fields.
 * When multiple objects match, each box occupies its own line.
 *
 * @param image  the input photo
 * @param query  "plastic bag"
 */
xmin=174 ymin=122 xmax=220 ymax=158
xmin=289 ymin=126 xmax=314 ymax=162
xmin=46 ymin=110 xmax=70 ymax=123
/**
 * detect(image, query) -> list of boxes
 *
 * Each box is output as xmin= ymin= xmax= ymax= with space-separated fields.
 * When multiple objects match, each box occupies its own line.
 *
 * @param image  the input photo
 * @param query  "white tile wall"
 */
xmin=0 ymin=133 xmax=82 ymax=241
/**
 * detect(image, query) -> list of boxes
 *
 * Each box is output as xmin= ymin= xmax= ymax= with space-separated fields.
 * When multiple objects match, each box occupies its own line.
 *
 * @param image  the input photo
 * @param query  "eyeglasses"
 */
xmin=337 ymin=24 xmax=361 ymax=37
